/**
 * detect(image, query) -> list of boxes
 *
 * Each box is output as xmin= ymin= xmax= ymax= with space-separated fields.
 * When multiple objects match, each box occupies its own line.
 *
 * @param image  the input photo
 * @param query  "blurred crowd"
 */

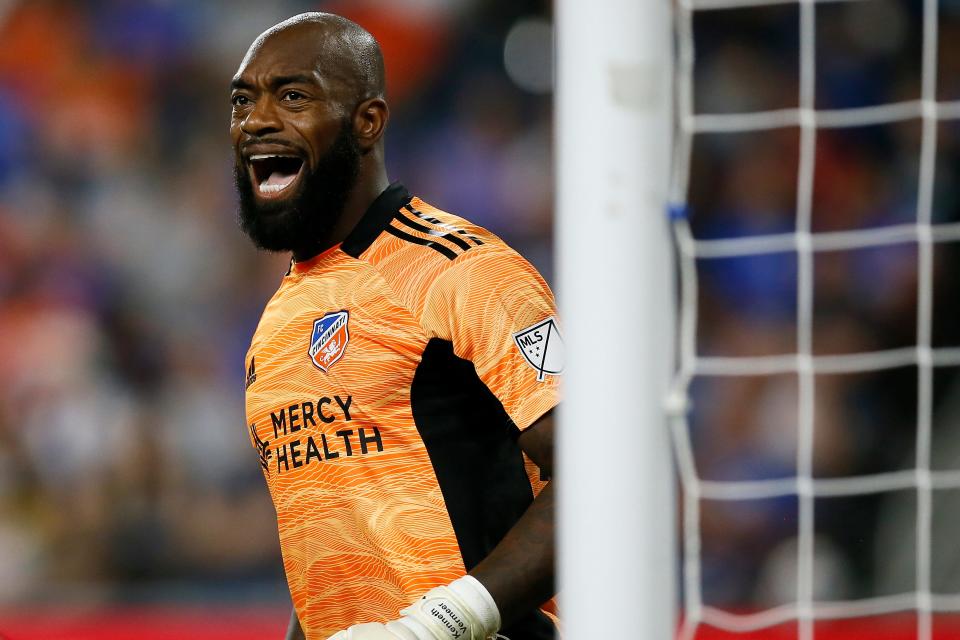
xmin=2 ymin=0 xmax=959 ymax=622
xmin=0 ymin=0 xmax=552 ymax=606
xmin=688 ymin=0 xmax=960 ymax=609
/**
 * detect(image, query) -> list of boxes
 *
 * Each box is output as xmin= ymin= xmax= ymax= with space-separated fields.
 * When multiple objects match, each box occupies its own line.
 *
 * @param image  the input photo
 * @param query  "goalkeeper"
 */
xmin=232 ymin=13 xmax=560 ymax=640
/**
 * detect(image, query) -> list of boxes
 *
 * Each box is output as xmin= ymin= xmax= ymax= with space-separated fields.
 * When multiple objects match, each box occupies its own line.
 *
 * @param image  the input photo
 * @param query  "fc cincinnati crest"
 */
xmin=513 ymin=317 xmax=564 ymax=382
xmin=309 ymin=311 xmax=350 ymax=372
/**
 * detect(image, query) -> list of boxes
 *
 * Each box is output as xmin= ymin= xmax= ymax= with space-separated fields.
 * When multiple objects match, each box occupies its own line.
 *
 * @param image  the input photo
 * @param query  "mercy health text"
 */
xmin=249 ymin=395 xmax=384 ymax=476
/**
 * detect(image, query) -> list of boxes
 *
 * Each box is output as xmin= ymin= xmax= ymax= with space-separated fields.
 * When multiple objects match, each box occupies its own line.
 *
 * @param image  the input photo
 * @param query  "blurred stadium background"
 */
xmin=2 ymin=0 xmax=960 ymax=638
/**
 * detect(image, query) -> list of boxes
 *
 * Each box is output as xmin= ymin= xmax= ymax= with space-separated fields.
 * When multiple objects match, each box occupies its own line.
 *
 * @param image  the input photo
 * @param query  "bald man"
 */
xmin=232 ymin=14 xmax=560 ymax=640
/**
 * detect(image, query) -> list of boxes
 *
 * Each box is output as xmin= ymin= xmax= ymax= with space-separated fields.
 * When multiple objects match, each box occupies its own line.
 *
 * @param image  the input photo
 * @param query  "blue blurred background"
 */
xmin=2 ymin=0 xmax=960 ymax=637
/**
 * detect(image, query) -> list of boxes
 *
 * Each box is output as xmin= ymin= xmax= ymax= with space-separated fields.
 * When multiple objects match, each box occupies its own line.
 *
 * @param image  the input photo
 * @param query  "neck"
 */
xmin=291 ymin=160 xmax=390 ymax=263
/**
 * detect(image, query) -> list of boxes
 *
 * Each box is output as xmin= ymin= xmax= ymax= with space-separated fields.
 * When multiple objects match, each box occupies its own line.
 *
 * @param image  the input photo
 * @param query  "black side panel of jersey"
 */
xmin=410 ymin=339 xmax=556 ymax=640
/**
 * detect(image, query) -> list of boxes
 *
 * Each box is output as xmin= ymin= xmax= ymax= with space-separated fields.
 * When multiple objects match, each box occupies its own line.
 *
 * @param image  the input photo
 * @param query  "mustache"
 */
xmin=238 ymin=137 xmax=303 ymax=155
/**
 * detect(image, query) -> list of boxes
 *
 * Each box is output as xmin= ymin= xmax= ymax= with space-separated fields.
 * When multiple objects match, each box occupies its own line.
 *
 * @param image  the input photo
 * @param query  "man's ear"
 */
xmin=353 ymin=97 xmax=389 ymax=151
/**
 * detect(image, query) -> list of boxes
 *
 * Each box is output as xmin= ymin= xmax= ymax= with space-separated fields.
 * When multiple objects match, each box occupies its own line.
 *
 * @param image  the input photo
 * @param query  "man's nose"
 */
xmin=241 ymin=97 xmax=283 ymax=136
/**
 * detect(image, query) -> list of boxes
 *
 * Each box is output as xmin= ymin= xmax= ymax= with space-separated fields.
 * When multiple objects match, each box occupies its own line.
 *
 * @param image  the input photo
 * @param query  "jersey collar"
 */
xmin=341 ymin=182 xmax=413 ymax=258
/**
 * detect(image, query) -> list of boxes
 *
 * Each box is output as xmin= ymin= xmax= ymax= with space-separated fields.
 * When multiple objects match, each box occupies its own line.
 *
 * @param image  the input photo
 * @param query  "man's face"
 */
xmin=230 ymin=30 xmax=361 ymax=253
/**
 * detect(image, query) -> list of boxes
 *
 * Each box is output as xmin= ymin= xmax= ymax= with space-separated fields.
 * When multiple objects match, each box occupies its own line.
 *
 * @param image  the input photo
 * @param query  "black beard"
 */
xmin=235 ymin=123 xmax=362 ymax=257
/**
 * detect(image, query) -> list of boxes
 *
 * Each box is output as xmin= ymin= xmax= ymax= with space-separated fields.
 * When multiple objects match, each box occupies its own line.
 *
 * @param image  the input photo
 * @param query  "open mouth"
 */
xmin=248 ymin=154 xmax=305 ymax=198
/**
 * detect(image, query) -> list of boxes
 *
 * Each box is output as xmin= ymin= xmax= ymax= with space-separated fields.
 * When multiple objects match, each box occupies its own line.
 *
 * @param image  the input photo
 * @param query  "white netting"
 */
xmin=670 ymin=0 xmax=960 ymax=638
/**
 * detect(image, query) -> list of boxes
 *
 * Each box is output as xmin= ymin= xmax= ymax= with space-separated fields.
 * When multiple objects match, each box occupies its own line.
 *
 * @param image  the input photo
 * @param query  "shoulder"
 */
xmin=360 ymin=195 xmax=539 ymax=315
xmin=361 ymin=196 xmax=499 ymax=265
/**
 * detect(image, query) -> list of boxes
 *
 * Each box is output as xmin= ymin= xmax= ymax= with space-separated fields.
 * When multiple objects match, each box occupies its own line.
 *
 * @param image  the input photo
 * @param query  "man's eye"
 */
xmin=282 ymin=91 xmax=305 ymax=101
xmin=232 ymin=95 xmax=250 ymax=106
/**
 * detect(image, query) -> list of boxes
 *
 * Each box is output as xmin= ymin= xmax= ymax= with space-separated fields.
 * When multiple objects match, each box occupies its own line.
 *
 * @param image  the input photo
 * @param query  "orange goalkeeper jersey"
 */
xmin=244 ymin=184 xmax=561 ymax=639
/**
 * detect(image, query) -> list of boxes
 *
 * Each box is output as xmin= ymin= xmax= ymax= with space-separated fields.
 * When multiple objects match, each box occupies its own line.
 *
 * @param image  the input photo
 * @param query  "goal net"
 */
xmin=670 ymin=0 xmax=960 ymax=639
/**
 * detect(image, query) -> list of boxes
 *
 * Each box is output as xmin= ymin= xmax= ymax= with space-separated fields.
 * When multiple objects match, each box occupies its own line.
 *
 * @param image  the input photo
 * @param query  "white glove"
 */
xmin=326 ymin=575 xmax=502 ymax=640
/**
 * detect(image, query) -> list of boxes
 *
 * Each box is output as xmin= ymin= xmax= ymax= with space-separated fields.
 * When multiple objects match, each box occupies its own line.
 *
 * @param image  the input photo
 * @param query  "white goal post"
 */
xmin=555 ymin=1 xmax=676 ymax=639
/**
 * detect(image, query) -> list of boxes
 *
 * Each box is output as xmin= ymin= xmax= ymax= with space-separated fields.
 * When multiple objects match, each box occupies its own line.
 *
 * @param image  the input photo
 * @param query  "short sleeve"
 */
xmin=421 ymin=246 xmax=562 ymax=431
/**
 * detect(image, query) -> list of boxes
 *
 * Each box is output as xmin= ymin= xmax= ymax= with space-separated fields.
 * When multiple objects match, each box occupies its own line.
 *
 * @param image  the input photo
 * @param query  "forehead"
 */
xmin=235 ymin=27 xmax=328 ymax=82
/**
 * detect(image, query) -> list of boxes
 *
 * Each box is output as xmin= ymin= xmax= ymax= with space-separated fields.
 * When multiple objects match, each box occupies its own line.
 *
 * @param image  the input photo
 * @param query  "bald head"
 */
xmin=240 ymin=12 xmax=385 ymax=106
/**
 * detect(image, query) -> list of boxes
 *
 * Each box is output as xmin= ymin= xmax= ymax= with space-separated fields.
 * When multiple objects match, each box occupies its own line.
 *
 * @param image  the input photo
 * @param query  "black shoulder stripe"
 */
xmin=393 ymin=212 xmax=473 ymax=251
xmin=404 ymin=204 xmax=485 ymax=246
xmin=384 ymin=224 xmax=459 ymax=260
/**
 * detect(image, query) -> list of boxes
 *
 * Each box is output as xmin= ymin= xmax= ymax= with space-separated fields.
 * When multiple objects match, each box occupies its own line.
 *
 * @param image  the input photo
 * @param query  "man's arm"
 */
xmin=286 ymin=607 xmax=305 ymax=640
xmin=469 ymin=410 xmax=555 ymax=628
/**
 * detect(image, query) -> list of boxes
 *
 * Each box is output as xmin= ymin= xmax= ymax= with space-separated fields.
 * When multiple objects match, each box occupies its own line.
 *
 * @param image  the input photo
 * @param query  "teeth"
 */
xmin=259 ymin=183 xmax=288 ymax=194
xmin=249 ymin=154 xmax=295 ymax=161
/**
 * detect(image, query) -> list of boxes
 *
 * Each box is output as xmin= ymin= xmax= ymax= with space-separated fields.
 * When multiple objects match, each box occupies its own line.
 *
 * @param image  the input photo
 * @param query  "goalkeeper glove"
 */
xmin=327 ymin=575 xmax=503 ymax=640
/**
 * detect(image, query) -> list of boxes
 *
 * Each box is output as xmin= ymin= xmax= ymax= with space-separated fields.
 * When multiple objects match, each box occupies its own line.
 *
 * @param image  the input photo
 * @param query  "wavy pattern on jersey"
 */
xmin=247 ymin=255 xmax=467 ymax=638
xmin=276 ymin=457 xmax=465 ymax=635
xmin=245 ymin=197 xmax=560 ymax=639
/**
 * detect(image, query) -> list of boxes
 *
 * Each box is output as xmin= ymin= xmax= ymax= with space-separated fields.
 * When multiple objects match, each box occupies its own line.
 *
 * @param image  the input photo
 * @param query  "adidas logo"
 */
xmin=245 ymin=357 xmax=258 ymax=390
